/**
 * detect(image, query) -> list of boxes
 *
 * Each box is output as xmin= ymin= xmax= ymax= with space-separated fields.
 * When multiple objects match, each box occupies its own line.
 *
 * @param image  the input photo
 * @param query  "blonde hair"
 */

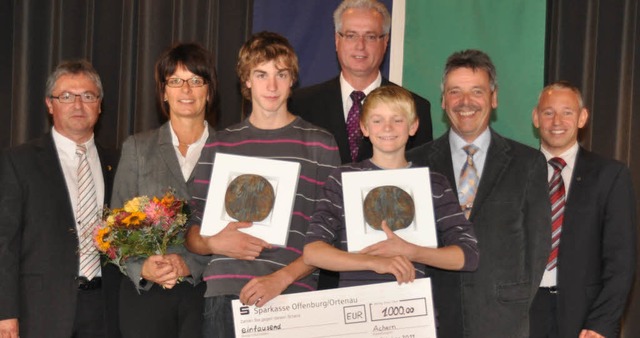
xmin=361 ymin=85 xmax=417 ymax=124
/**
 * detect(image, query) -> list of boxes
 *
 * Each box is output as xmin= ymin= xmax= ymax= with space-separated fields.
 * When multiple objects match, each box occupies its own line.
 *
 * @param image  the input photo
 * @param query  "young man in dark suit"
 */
xmin=406 ymin=49 xmax=551 ymax=338
xmin=529 ymin=81 xmax=636 ymax=338
xmin=0 ymin=60 xmax=120 ymax=338
xmin=289 ymin=0 xmax=432 ymax=165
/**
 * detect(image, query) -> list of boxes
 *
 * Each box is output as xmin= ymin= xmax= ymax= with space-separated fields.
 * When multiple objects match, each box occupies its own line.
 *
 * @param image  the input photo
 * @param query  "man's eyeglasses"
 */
xmin=49 ymin=92 xmax=100 ymax=103
xmin=337 ymin=32 xmax=386 ymax=43
xmin=165 ymin=77 xmax=207 ymax=88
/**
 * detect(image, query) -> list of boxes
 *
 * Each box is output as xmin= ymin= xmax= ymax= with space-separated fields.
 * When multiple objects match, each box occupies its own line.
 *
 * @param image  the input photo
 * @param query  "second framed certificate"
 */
xmin=199 ymin=153 xmax=300 ymax=246
xmin=342 ymin=167 xmax=437 ymax=252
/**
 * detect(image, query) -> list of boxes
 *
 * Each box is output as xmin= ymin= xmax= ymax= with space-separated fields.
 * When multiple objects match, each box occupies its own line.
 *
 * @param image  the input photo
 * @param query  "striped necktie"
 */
xmin=76 ymin=144 xmax=101 ymax=280
xmin=459 ymin=145 xmax=479 ymax=219
xmin=547 ymin=157 xmax=566 ymax=270
xmin=346 ymin=90 xmax=365 ymax=163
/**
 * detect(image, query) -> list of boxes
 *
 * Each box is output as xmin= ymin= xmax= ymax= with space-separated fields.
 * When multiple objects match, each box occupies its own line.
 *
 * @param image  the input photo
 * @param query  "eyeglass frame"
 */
xmin=49 ymin=91 xmax=101 ymax=104
xmin=165 ymin=76 xmax=208 ymax=88
xmin=337 ymin=31 xmax=387 ymax=43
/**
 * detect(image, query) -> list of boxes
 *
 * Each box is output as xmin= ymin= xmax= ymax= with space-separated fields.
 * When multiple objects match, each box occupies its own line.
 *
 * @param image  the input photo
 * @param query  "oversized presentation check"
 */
xmin=232 ymin=278 xmax=436 ymax=338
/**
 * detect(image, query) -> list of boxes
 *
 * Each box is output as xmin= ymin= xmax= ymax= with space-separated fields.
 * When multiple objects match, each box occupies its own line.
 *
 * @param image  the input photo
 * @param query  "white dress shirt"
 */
xmin=52 ymin=127 xmax=104 ymax=276
xmin=449 ymin=128 xmax=491 ymax=190
xmin=339 ymin=71 xmax=382 ymax=121
xmin=169 ymin=121 xmax=209 ymax=181
xmin=538 ymin=141 xmax=579 ymax=287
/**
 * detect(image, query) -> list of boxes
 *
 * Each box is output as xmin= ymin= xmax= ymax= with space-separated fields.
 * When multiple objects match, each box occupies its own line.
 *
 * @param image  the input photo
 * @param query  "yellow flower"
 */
xmin=95 ymin=227 xmax=112 ymax=252
xmin=106 ymin=214 xmax=116 ymax=227
xmin=124 ymin=197 xmax=142 ymax=213
xmin=160 ymin=193 xmax=175 ymax=207
xmin=122 ymin=211 xmax=147 ymax=227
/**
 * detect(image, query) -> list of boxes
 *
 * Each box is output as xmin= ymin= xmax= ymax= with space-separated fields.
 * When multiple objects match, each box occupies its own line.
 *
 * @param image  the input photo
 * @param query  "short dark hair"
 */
xmin=155 ymin=42 xmax=218 ymax=119
xmin=45 ymin=60 xmax=103 ymax=98
xmin=236 ymin=31 xmax=299 ymax=101
xmin=441 ymin=49 xmax=497 ymax=92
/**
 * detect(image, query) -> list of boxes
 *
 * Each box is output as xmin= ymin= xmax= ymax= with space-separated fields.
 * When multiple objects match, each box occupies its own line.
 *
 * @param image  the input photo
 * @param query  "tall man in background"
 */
xmin=290 ymin=0 xmax=432 ymax=165
xmin=0 ymin=60 xmax=120 ymax=338
xmin=530 ymin=81 xmax=636 ymax=338
xmin=407 ymin=49 xmax=551 ymax=337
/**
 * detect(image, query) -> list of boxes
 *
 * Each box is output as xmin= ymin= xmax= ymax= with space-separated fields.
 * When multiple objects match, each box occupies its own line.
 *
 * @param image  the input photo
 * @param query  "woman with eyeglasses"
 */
xmin=110 ymin=42 xmax=216 ymax=338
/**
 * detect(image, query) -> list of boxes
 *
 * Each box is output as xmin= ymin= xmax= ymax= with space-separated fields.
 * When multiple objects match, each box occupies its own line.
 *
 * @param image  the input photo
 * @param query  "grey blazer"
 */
xmin=407 ymin=129 xmax=551 ymax=338
xmin=111 ymin=122 xmax=215 ymax=289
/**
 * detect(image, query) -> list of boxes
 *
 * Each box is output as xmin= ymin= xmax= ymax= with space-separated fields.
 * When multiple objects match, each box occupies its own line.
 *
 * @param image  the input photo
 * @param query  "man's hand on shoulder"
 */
xmin=0 ymin=318 xmax=19 ymax=338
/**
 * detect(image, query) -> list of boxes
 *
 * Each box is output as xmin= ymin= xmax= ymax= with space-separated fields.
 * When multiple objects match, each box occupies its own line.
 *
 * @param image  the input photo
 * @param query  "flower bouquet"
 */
xmin=93 ymin=190 xmax=188 ymax=275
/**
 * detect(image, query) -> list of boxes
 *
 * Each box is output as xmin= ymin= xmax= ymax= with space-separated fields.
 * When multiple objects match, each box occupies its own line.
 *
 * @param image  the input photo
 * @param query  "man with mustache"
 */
xmin=406 ymin=49 xmax=551 ymax=337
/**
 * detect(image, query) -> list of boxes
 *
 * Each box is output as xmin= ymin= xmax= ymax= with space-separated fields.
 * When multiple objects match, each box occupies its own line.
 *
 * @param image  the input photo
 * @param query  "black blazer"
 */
xmin=554 ymin=147 xmax=636 ymax=337
xmin=407 ymin=129 xmax=551 ymax=338
xmin=0 ymin=133 xmax=120 ymax=338
xmin=290 ymin=76 xmax=433 ymax=164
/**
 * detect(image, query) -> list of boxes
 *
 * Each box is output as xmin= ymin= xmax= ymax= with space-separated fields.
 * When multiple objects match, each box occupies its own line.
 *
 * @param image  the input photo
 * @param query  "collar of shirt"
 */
xmin=51 ymin=126 xmax=97 ymax=162
xmin=169 ymin=120 xmax=209 ymax=148
xmin=449 ymin=127 xmax=491 ymax=188
xmin=51 ymin=125 xmax=105 ymax=237
xmin=540 ymin=141 xmax=578 ymax=193
xmin=538 ymin=142 xmax=578 ymax=286
xmin=339 ymin=71 xmax=382 ymax=121
xmin=169 ymin=120 xmax=209 ymax=181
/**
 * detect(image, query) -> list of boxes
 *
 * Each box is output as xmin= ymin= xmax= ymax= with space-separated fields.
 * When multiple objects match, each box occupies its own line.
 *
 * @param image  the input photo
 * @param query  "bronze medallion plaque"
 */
xmin=224 ymin=174 xmax=275 ymax=222
xmin=363 ymin=185 xmax=415 ymax=231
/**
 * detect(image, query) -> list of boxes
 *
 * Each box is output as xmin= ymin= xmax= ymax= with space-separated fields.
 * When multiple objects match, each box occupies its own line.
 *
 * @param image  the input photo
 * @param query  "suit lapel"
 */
xmin=158 ymin=122 xmax=187 ymax=185
xmin=187 ymin=124 xmax=215 ymax=182
xmin=325 ymin=78 xmax=351 ymax=162
xmin=37 ymin=134 xmax=76 ymax=222
xmin=471 ymin=130 xmax=512 ymax=220
xmin=562 ymin=147 xmax=592 ymax=229
xmin=427 ymin=133 xmax=457 ymax=194
xmin=96 ymin=142 xmax=115 ymax=206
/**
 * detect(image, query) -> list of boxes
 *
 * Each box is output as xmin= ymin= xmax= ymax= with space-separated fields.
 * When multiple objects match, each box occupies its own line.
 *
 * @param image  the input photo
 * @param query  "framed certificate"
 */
xmin=199 ymin=153 xmax=301 ymax=246
xmin=342 ymin=167 xmax=437 ymax=252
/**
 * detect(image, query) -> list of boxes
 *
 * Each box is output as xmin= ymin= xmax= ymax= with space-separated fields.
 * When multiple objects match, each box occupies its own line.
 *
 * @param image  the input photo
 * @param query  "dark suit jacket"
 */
xmin=406 ymin=129 xmax=551 ymax=338
xmin=290 ymin=76 xmax=433 ymax=164
xmin=0 ymin=133 xmax=119 ymax=338
xmin=554 ymin=147 xmax=636 ymax=337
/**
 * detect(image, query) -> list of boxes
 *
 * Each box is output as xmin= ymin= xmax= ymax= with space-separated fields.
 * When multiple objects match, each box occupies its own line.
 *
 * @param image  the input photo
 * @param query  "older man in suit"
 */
xmin=529 ymin=81 xmax=636 ymax=338
xmin=0 ymin=60 xmax=120 ymax=338
xmin=289 ymin=0 xmax=432 ymax=165
xmin=406 ymin=49 xmax=551 ymax=337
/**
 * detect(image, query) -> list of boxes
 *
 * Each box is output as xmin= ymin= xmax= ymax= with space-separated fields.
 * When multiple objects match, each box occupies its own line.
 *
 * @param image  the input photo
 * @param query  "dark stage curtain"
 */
xmin=547 ymin=0 xmax=640 ymax=336
xmin=1 ymin=0 xmax=638 ymax=335
xmin=0 ymin=0 xmax=252 ymax=150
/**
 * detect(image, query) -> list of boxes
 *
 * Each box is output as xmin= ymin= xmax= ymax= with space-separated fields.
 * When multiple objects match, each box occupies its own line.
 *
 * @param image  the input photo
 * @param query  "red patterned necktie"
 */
xmin=547 ymin=157 xmax=566 ymax=270
xmin=346 ymin=91 xmax=365 ymax=162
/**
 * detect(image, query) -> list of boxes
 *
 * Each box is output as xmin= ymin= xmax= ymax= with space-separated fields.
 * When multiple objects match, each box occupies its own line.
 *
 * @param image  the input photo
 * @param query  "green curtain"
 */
xmin=402 ymin=0 xmax=546 ymax=147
